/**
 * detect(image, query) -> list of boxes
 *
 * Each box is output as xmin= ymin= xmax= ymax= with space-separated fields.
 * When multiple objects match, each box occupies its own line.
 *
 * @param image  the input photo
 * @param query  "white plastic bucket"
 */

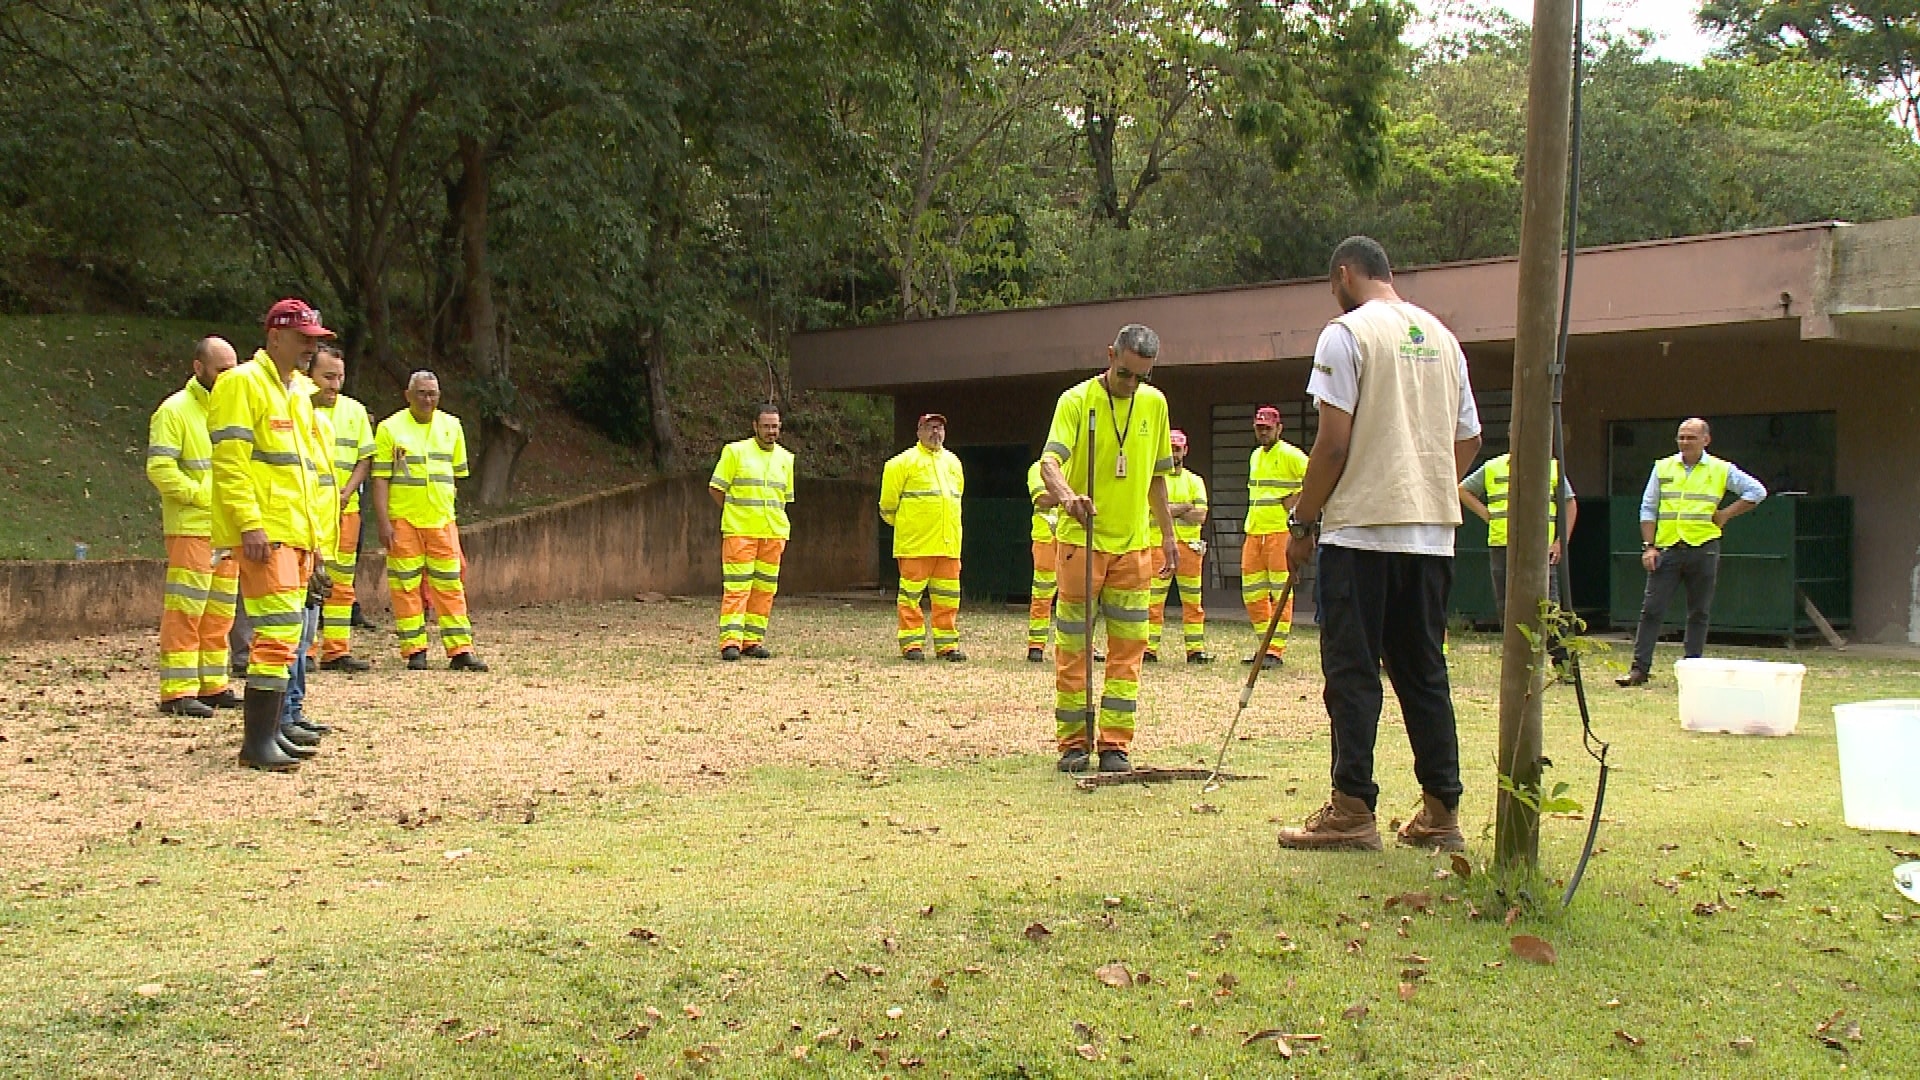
xmin=1675 ymin=658 xmax=1806 ymax=736
xmin=1833 ymin=700 xmax=1920 ymax=834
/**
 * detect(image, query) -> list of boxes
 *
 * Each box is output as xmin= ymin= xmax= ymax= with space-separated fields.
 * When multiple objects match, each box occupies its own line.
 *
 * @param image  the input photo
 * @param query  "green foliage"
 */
xmin=1701 ymin=0 xmax=1920 ymax=135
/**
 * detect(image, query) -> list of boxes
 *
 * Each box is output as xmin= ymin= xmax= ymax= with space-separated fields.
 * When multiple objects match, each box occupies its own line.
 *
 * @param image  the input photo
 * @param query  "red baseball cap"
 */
xmin=1253 ymin=406 xmax=1281 ymax=427
xmin=264 ymin=298 xmax=335 ymax=338
xmin=1170 ymin=429 xmax=1188 ymax=449
xmin=918 ymin=413 xmax=947 ymax=426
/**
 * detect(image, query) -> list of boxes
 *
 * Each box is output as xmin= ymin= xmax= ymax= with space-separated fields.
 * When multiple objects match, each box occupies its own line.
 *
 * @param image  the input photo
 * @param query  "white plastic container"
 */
xmin=1675 ymin=658 xmax=1806 ymax=736
xmin=1833 ymin=700 xmax=1920 ymax=834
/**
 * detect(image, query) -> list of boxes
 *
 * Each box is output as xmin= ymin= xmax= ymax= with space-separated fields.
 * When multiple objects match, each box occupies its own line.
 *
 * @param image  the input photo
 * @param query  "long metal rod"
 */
xmin=1202 ymin=575 xmax=1295 ymax=792
xmin=1083 ymin=408 xmax=1097 ymax=766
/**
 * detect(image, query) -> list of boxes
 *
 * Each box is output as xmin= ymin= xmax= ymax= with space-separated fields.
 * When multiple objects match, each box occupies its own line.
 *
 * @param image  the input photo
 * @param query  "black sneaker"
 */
xmin=721 ymin=646 xmax=742 ymax=662
xmin=197 ymin=688 xmax=244 ymax=710
xmin=449 ymin=652 xmax=488 ymax=672
xmin=1057 ymin=748 xmax=1092 ymax=773
xmin=1098 ymin=749 xmax=1132 ymax=773
xmin=406 ymin=652 xmax=430 ymax=670
xmin=1026 ymin=646 xmax=1045 ymax=663
xmin=159 ymin=697 xmax=214 ymax=719
xmin=941 ymin=650 xmax=967 ymax=663
xmin=903 ymin=648 xmax=925 ymax=662
xmin=1143 ymin=650 xmax=1159 ymax=664
xmin=320 ymin=655 xmax=372 ymax=673
xmin=1261 ymin=654 xmax=1282 ymax=670
xmin=742 ymin=644 xmax=771 ymax=659
xmin=1186 ymin=651 xmax=1214 ymax=665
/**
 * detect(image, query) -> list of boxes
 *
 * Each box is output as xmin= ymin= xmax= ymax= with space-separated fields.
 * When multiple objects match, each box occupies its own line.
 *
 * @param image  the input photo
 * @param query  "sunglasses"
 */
xmin=1113 ymin=366 xmax=1152 ymax=384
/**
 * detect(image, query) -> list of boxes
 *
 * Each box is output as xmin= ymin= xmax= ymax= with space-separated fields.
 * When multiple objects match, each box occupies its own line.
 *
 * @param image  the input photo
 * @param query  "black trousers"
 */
xmin=1316 ymin=544 xmax=1463 ymax=812
xmin=1630 ymin=539 xmax=1719 ymax=674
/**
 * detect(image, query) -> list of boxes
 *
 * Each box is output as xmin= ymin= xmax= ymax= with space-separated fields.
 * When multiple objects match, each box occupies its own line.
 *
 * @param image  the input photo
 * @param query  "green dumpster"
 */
xmin=1608 ymin=494 xmax=1851 ymax=641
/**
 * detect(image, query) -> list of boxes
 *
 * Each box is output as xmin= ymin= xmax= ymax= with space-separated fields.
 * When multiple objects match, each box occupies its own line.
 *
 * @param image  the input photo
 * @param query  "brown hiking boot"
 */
xmin=1277 ymin=791 xmax=1382 ymax=851
xmin=1397 ymin=792 xmax=1466 ymax=851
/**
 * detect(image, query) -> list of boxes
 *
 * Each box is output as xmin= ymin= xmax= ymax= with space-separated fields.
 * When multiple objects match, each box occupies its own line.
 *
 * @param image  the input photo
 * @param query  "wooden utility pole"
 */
xmin=1495 ymin=0 xmax=1577 ymax=872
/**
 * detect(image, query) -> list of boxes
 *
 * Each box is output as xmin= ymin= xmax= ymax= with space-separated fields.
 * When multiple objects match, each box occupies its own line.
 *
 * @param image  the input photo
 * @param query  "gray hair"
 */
xmin=1113 ymin=323 xmax=1160 ymax=360
xmin=407 ymin=370 xmax=439 ymax=391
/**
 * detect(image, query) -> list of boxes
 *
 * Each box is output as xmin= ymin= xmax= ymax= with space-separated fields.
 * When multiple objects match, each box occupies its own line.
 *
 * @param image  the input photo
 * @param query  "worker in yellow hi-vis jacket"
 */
xmin=880 ymin=413 xmax=966 ymax=661
xmin=148 ymin=336 xmax=241 ymax=718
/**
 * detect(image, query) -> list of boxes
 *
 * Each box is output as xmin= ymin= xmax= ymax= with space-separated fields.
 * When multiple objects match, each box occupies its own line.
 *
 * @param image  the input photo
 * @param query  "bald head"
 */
xmin=192 ymin=336 xmax=237 ymax=391
xmin=1676 ymin=417 xmax=1711 ymax=463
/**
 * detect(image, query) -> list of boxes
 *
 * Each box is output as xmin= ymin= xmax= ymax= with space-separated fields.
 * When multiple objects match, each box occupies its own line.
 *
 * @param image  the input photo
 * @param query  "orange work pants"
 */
xmin=719 ymin=535 xmax=785 ymax=649
xmin=1053 ymin=544 xmax=1152 ymax=752
xmin=387 ymin=519 xmax=473 ymax=658
xmin=1241 ymin=531 xmax=1294 ymax=658
xmin=159 ymin=535 xmax=239 ymax=701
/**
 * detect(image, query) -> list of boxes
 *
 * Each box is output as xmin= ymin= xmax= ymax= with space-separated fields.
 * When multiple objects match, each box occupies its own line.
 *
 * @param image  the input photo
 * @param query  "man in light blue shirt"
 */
xmin=1618 ymin=418 xmax=1766 ymax=686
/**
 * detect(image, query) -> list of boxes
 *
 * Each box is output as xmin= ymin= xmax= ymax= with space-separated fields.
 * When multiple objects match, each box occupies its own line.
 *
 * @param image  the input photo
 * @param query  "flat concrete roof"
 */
xmin=793 ymin=217 xmax=1920 ymax=392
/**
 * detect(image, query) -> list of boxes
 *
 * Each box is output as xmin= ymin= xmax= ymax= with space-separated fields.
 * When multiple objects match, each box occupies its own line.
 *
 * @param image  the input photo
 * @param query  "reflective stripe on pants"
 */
xmin=321 ymin=510 xmax=360 ymax=660
xmin=388 ymin=519 xmax=473 ymax=659
xmin=1028 ymin=540 xmax=1057 ymax=647
xmin=1053 ymin=544 xmax=1151 ymax=752
xmin=1240 ymin=531 xmax=1292 ymax=658
xmin=896 ymin=555 xmax=961 ymax=654
xmin=159 ymin=535 xmax=237 ymax=700
xmin=238 ymin=545 xmax=314 ymax=693
xmin=719 ymin=535 xmax=784 ymax=648
xmin=1148 ymin=544 xmax=1206 ymax=653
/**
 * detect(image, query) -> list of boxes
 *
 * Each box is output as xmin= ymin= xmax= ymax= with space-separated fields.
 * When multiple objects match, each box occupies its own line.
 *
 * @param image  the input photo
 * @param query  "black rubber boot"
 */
xmin=406 ymin=651 xmax=430 ymax=670
xmin=239 ymin=689 xmax=300 ymax=772
xmin=1057 ymin=748 xmax=1092 ymax=773
xmin=276 ymin=729 xmax=318 ymax=760
xmin=197 ymin=688 xmax=244 ymax=710
xmin=280 ymin=722 xmax=320 ymax=748
xmin=160 ymin=697 xmax=214 ymax=718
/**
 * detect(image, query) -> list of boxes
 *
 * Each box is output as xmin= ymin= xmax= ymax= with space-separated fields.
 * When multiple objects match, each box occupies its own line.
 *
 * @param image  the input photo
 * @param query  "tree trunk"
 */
xmin=455 ymin=134 xmax=526 ymax=507
xmin=641 ymin=327 xmax=683 ymax=474
xmin=1086 ymin=96 xmax=1124 ymax=227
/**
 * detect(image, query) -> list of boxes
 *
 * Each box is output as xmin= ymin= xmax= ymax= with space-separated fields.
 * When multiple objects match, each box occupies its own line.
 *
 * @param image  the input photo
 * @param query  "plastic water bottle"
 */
xmin=73 ymin=542 xmax=90 ymax=560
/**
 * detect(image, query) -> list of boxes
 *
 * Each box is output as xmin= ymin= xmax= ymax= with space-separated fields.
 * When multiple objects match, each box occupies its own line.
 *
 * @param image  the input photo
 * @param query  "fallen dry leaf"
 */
xmin=454 ymin=1026 xmax=498 ymax=1043
xmin=1503 ymin=906 xmax=1522 ymax=928
xmin=813 ymin=1027 xmax=841 ymax=1044
xmin=1384 ymin=891 xmax=1433 ymax=913
xmin=682 ymin=1004 xmax=703 ymax=1020
xmin=1075 ymin=1044 xmax=1101 ymax=1061
xmin=1510 ymin=934 xmax=1557 ymax=965
xmin=822 ymin=968 xmax=848 ymax=984
xmin=1614 ymin=1029 xmax=1643 ymax=1048
xmin=616 ymin=1024 xmax=652 ymax=1041
xmin=886 ymin=1006 xmax=905 ymax=1020
xmin=1730 ymin=1036 xmax=1756 ymax=1053
xmin=1342 ymin=1003 xmax=1369 ymax=1022
xmin=1397 ymin=981 xmax=1417 ymax=1002
xmin=627 ymin=927 xmax=659 ymax=942
xmin=1072 ymin=1021 xmax=1096 ymax=1042
xmin=856 ymin=964 xmax=885 ymax=978
xmin=1094 ymin=962 xmax=1134 ymax=989
xmin=1450 ymin=853 xmax=1473 ymax=879
xmin=1023 ymin=922 xmax=1052 ymax=943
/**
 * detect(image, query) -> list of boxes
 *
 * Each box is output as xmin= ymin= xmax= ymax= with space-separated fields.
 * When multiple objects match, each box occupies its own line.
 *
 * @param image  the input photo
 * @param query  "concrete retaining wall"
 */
xmin=0 ymin=475 xmax=878 ymax=642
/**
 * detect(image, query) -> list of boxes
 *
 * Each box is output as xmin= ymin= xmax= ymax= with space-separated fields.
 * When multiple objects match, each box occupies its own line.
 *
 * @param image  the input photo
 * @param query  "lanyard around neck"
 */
xmin=1100 ymin=375 xmax=1136 ymax=455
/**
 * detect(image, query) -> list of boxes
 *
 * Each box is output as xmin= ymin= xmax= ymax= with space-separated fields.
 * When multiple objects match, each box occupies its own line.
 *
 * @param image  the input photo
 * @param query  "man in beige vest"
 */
xmin=1277 ymin=236 xmax=1482 ymax=853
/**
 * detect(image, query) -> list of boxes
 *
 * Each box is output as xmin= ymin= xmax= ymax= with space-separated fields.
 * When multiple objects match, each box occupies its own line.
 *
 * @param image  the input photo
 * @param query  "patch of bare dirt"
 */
xmin=0 ymin=598 xmax=1326 ymax=870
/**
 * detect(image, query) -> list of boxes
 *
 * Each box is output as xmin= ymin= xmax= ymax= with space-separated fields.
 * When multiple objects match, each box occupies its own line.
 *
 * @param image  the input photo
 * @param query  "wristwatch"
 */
xmin=1641 ymin=542 xmax=1657 ymax=552
xmin=1288 ymin=512 xmax=1320 ymax=541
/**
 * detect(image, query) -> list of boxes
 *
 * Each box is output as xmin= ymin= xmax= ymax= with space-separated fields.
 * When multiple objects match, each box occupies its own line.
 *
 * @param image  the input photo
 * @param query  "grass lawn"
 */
xmin=2 ymin=600 xmax=1916 ymax=1077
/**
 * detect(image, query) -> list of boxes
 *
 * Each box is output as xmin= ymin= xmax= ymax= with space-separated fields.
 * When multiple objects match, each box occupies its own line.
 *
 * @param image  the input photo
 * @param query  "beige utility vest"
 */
xmin=1321 ymin=300 xmax=1466 ymax=533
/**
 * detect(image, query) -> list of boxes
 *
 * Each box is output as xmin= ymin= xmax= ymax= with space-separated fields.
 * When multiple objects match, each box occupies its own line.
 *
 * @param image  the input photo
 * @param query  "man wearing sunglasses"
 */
xmin=1037 ymin=324 xmax=1179 ymax=774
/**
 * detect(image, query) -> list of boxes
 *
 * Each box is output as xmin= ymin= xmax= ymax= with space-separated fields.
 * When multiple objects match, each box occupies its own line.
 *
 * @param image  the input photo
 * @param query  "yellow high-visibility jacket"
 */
xmin=1150 ymin=468 xmax=1207 ymax=546
xmin=147 ymin=377 xmax=215 ymax=537
xmin=374 ymin=409 xmax=469 ymax=530
xmin=710 ymin=438 xmax=795 ymax=539
xmin=315 ymin=393 xmax=375 ymax=515
xmin=1026 ymin=460 xmax=1059 ymax=542
xmin=1245 ymin=440 xmax=1308 ymax=535
xmin=208 ymin=350 xmax=333 ymax=555
xmin=880 ymin=443 xmax=964 ymax=558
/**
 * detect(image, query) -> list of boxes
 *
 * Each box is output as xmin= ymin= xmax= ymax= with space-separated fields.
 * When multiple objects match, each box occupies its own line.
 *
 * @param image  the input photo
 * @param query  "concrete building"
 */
xmin=793 ymin=217 xmax=1920 ymax=644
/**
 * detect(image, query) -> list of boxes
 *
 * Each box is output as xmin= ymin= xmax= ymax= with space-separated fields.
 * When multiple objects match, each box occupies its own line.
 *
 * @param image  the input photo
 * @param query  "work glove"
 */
xmin=1187 ymin=540 xmax=1208 ymax=556
xmin=306 ymin=567 xmax=334 ymax=609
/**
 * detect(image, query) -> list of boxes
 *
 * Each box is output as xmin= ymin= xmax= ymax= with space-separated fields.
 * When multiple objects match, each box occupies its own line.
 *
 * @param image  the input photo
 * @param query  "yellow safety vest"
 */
xmin=710 ymin=438 xmax=795 ymax=539
xmin=147 ymin=377 xmax=215 ymax=536
xmin=1653 ymin=454 xmax=1731 ymax=548
xmin=880 ymin=444 xmax=964 ymax=558
xmin=374 ymin=409 xmax=469 ymax=530
xmin=1026 ymin=461 xmax=1059 ymax=543
xmin=314 ymin=393 xmax=374 ymax=515
xmin=1039 ymin=377 xmax=1173 ymax=554
xmin=1150 ymin=468 xmax=1207 ymax=545
xmin=1245 ymin=440 xmax=1308 ymax=535
xmin=208 ymin=350 xmax=332 ymax=554
xmin=1483 ymin=455 xmax=1561 ymax=547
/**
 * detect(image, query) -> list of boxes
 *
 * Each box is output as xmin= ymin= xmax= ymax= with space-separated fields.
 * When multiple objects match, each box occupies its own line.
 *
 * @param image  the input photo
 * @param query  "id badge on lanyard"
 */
xmin=1114 ymin=451 xmax=1128 ymax=479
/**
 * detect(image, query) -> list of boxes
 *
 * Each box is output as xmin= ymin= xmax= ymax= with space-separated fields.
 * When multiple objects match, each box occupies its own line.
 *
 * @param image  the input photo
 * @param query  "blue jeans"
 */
xmin=281 ymin=604 xmax=320 ymax=725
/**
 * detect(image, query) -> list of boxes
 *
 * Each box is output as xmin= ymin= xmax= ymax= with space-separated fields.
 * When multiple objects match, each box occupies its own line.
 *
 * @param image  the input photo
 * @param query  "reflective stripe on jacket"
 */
xmin=710 ymin=438 xmax=795 ymax=539
xmin=374 ymin=409 xmax=468 ymax=530
xmin=315 ymin=394 xmax=375 ymax=514
xmin=147 ymin=378 xmax=214 ymax=536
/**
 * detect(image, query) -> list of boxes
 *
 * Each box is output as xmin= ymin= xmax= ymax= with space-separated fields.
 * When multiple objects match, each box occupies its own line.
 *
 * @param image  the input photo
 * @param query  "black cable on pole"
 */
xmin=1557 ymin=0 xmax=1610 ymax=910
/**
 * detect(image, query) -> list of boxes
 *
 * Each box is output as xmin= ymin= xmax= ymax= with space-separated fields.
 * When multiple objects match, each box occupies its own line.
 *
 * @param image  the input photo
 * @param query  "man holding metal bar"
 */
xmin=1038 ymin=324 xmax=1178 ymax=775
